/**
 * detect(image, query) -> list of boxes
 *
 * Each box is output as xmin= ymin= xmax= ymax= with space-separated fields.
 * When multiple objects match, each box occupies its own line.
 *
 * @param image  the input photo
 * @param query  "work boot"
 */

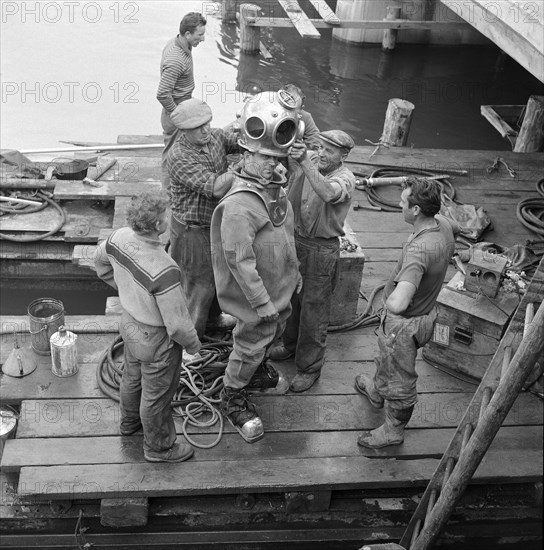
xmin=246 ymin=361 xmax=279 ymax=391
xmin=206 ymin=313 xmax=237 ymax=331
xmin=144 ymin=442 xmax=194 ymax=463
xmin=220 ymin=387 xmax=264 ymax=443
xmin=357 ymin=405 xmax=414 ymax=449
xmin=268 ymin=344 xmax=295 ymax=361
xmin=289 ymin=371 xmax=320 ymax=393
xmin=354 ymin=374 xmax=384 ymax=409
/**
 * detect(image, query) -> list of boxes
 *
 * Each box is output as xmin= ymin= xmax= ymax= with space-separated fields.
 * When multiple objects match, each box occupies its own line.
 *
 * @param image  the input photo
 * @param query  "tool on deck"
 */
xmin=486 ymin=156 xmax=517 ymax=178
xmin=353 ymin=201 xmax=381 ymax=212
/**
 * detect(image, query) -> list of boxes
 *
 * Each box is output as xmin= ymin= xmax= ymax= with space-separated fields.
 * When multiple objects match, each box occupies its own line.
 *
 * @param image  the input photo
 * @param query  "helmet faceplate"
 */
xmin=237 ymin=91 xmax=304 ymax=157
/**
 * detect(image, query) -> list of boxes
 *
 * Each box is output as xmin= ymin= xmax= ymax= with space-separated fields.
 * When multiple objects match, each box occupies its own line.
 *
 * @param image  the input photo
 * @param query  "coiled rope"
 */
xmin=96 ymin=337 xmax=231 ymax=449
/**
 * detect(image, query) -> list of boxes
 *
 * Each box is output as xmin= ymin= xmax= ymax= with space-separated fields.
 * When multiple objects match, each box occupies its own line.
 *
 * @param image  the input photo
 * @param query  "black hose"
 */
xmin=362 ymin=168 xmax=456 ymax=212
xmin=516 ymin=178 xmax=544 ymax=237
xmin=0 ymin=191 xmax=66 ymax=242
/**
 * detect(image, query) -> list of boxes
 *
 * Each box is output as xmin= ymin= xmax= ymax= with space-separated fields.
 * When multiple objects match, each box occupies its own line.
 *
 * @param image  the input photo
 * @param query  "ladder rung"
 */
xmin=501 ymin=346 xmax=512 ymax=379
xmin=479 ymin=386 xmax=493 ymax=418
xmin=424 ymin=489 xmax=438 ymax=527
xmin=410 ymin=518 xmax=422 ymax=549
xmin=524 ymin=303 xmax=535 ymax=336
xmin=461 ymin=422 xmax=473 ymax=450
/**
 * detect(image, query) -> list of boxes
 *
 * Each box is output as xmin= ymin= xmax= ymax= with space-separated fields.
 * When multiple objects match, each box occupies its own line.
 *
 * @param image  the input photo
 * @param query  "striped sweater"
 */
xmin=157 ymin=36 xmax=194 ymax=113
xmin=95 ymin=228 xmax=200 ymax=353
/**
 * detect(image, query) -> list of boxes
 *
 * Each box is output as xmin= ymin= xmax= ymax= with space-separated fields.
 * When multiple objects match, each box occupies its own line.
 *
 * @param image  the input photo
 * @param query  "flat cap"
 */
xmin=318 ymin=130 xmax=354 ymax=151
xmin=171 ymin=98 xmax=213 ymax=130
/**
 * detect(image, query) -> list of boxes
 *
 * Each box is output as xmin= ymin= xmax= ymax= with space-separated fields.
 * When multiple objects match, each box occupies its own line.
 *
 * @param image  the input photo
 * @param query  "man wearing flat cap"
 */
xmin=167 ymin=98 xmax=240 ymax=341
xmin=269 ymin=130 xmax=356 ymax=392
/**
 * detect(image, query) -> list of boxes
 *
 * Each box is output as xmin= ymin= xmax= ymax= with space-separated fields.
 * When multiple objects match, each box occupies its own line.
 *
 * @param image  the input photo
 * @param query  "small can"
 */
xmin=50 ymin=326 xmax=78 ymax=377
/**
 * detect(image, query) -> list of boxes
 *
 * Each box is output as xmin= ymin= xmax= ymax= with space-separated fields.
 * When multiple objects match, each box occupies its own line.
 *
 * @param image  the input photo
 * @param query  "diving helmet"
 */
xmin=237 ymin=90 xmax=305 ymax=157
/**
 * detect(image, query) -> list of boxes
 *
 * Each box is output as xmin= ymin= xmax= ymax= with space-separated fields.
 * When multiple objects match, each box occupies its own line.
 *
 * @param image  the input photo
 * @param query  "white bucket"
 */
xmin=50 ymin=326 xmax=78 ymax=377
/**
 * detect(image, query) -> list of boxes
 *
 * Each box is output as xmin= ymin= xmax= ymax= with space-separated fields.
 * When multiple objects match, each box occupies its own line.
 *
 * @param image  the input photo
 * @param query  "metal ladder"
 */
xmin=395 ymin=258 xmax=544 ymax=550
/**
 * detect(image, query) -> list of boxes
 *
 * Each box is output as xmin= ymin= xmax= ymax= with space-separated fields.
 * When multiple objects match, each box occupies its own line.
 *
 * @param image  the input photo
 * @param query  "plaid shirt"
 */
xmin=167 ymin=129 xmax=240 ymax=226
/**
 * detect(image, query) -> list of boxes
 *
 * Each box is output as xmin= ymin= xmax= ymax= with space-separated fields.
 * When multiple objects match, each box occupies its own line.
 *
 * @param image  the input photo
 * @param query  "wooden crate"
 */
xmin=423 ymin=272 xmax=519 ymax=381
xmin=329 ymin=224 xmax=365 ymax=326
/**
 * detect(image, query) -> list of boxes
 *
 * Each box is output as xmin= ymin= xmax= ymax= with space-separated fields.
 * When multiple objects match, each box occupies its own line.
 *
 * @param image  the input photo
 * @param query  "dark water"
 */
xmin=1 ymin=0 xmax=543 ymax=315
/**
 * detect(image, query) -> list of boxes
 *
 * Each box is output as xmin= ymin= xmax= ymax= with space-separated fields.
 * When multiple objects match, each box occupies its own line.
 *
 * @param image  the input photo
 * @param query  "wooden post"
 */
xmin=239 ymin=4 xmax=261 ymax=54
xmin=381 ymin=98 xmax=415 ymax=146
xmin=221 ymin=0 xmax=237 ymax=22
xmin=412 ymin=300 xmax=544 ymax=550
xmin=382 ymin=6 xmax=401 ymax=51
xmin=514 ymin=95 xmax=544 ymax=152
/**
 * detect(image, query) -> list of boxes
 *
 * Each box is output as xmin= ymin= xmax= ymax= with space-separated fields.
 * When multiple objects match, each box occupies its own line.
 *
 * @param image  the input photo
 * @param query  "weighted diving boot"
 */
xmin=357 ymin=404 xmax=414 ymax=449
xmin=220 ymin=386 xmax=264 ymax=443
xmin=246 ymin=360 xmax=279 ymax=391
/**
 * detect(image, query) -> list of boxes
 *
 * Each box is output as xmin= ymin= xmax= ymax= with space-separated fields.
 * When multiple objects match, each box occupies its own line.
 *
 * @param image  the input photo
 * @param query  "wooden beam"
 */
xmin=249 ymin=18 xmax=469 ymax=30
xmin=481 ymin=105 xmax=518 ymax=141
xmin=440 ymin=0 xmax=544 ymax=82
xmin=308 ymin=0 xmax=340 ymax=25
xmin=278 ymin=0 xmax=321 ymax=38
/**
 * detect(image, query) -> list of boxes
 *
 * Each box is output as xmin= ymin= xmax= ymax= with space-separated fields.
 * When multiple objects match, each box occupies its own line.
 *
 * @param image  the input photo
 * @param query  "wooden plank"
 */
xmin=16 ymin=449 xmax=543 ymax=500
xmin=0 ymin=241 xmax=74 ymax=261
xmin=0 ymin=355 xmax=474 ymax=405
xmin=308 ymin=0 xmax=340 ymax=24
xmin=15 ymin=392 xmax=542 ymax=438
xmin=3 ymin=426 xmax=540 ymax=471
xmin=277 ymin=0 xmax=321 ymax=38
xmin=259 ymin=42 xmax=273 ymax=59
xmin=53 ymin=180 xmax=161 ymax=200
xmin=249 ymin=18 xmax=468 ymax=30
xmin=112 ymin=196 xmax=131 ymax=230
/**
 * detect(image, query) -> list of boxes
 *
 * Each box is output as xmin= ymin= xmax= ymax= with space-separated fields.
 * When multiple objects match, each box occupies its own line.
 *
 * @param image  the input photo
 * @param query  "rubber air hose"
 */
xmin=363 ymin=167 xmax=456 ymax=212
xmin=0 ymin=191 xmax=66 ymax=242
xmin=516 ymin=178 xmax=544 ymax=237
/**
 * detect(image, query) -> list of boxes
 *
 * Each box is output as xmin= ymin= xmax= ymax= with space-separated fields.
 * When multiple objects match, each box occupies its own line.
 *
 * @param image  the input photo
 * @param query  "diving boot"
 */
xmin=357 ymin=405 xmax=414 ymax=449
xmin=220 ymin=387 xmax=264 ymax=443
xmin=354 ymin=373 xmax=384 ymax=409
xmin=246 ymin=360 xmax=279 ymax=391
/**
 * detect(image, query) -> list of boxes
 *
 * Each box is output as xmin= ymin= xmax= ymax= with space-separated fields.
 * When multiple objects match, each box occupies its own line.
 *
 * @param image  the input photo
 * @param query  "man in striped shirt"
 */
xmin=95 ymin=193 xmax=201 ymax=463
xmin=157 ymin=12 xmax=207 ymax=192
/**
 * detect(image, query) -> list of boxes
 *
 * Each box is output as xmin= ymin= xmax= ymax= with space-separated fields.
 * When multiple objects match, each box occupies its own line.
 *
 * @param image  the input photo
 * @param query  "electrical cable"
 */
xmin=0 ymin=191 xmax=66 ymax=242
xmin=328 ymin=284 xmax=384 ymax=332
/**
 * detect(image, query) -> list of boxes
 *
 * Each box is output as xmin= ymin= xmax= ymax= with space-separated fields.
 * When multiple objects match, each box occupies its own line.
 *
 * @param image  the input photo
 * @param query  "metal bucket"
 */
xmin=0 ymin=406 xmax=17 ymax=460
xmin=50 ymin=326 xmax=78 ymax=377
xmin=28 ymin=298 xmax=65 ymax=355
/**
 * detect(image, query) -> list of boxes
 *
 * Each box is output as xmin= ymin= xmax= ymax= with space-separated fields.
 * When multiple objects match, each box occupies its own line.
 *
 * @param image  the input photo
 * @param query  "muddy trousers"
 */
xmin=119 ymin=311 xmax=183 ymax=453
xmin=374 ymin=308 xmax=437 ymax=420
xmin=170 ymin=217 xmax=221 ymax=339
xmin=224 ymin=310 xmax=291 ymax=390
xmin=282 ymin=234 xmax=339 ymax=375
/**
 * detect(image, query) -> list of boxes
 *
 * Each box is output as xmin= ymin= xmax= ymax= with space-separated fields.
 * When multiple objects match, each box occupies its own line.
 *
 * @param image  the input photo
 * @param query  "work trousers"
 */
xmin=282 ymin=235 xmax=339 ymax=375
xmin=119 ymin=311 xmax=183 ymax=453
xmin=224 ymin=309 xmax=290 ymax=390
xmin=374 ymin=308 xmax=437 ymax=411
xmin=161 ymin=107 xmax=179 ymax=193
xmin=170 ymin=216 xmax=221 ymax=339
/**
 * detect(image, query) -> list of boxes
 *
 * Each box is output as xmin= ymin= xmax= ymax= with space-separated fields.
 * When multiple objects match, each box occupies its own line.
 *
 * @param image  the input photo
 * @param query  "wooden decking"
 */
xmin=1 ymin=144 xmax=543 ymax=547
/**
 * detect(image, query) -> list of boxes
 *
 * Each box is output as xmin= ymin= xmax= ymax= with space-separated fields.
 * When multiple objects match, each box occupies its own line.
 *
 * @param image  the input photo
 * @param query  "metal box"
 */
xmin=423 ymin=272 xmax=519 ymax=381
xmin=329 ymin=224 xmax=365 ymax=327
